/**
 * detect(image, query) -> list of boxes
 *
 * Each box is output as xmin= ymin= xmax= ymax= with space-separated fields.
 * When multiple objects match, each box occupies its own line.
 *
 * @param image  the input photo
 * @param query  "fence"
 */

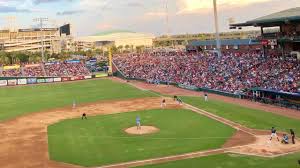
xmin=0 ymin=74 xmax=107 ymax=87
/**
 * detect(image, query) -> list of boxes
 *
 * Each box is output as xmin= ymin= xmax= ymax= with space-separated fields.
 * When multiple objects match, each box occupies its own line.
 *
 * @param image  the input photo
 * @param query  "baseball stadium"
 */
xmin=0 ymin=2 xmax=300 ymax=168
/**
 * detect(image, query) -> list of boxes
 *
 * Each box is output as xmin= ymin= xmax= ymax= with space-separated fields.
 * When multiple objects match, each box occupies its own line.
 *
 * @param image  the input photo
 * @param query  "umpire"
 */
xmin=290 ymin=129 xmax=296 ymax=144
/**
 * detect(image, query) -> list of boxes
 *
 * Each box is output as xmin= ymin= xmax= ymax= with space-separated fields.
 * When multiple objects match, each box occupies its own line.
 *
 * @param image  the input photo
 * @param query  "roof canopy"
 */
xmin=231 ymin=7 xmax=300 ymax=27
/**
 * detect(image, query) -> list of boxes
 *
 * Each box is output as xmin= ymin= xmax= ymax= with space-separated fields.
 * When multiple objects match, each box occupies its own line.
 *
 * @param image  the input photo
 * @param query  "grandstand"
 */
xmin=0 ymin=61 xmax=90 ymax=78
xmin=230 ymin=7 xmax=300 ymax=58
xmin=186 ymin=39 xmax=261 ymax=52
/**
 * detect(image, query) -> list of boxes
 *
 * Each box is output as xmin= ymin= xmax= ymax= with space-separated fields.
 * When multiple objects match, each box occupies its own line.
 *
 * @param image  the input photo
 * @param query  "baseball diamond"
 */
xmin=0 ymin=2 xmax=300 ymax=168
xmin=0 ymin=78 xmax=299 ymax=168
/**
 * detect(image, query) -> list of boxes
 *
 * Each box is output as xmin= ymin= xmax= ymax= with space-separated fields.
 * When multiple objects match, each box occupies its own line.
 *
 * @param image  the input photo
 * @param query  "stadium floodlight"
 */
xmin=213 ymin=0 xmax=222 ymax=57
xmin=33 ymin=17 xmax=48 ymax=62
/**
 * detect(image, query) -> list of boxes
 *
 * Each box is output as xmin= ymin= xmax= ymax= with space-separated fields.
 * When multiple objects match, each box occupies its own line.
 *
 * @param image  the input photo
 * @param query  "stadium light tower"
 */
xmin=33 ymin=17 xmax=48 ymax=62
xmin=213 ymin=0 xmax=222 ymax=57
xmin=165 ymin=0 xmax=170 ymax=37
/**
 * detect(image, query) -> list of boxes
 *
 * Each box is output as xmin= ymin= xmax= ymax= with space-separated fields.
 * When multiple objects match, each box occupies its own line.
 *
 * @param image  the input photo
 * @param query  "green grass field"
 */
xmin=0 ymin=79 xmax=155 ymax=121
xmin=47 ymin=109 xmax=235 ymax=167
xmin=181 ymin=96 xmax=300 ymax=134
xmin=138 ymin=153 xmax=300 ymax=168
xmin=132 ymin=96 xmax=300 ymax=168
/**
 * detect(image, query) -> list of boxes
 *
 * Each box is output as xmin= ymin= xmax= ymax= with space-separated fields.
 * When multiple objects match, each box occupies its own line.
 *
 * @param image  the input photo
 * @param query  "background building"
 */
xmin=0 ymin=24 xmax=72 ymax=53
xmin=75 ymin=30 xmax=154 ymax=51
xmin=154 ymin=30 xmax=261 ymax=47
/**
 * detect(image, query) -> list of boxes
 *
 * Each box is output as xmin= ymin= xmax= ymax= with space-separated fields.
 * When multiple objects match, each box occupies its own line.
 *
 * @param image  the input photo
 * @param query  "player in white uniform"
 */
xmin=204 ymin=93 xmax=208 ymax=102
xmin=72 ymin=100 xmax=76 ymax=109
xmin=161 ymin=99 xmax=166 ymax=108
xmin=270 ymin=127 xmax=280 ymax=141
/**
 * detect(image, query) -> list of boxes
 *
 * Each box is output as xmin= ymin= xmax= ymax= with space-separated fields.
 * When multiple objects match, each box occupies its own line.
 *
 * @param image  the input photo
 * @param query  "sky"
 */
xmin=0 ymin=0 xmax=300 ymax=36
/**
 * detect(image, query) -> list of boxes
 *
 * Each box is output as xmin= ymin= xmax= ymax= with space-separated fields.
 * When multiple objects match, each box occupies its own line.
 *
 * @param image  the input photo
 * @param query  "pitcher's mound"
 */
xmin=124 ymin=126 xmax=159 ymax=135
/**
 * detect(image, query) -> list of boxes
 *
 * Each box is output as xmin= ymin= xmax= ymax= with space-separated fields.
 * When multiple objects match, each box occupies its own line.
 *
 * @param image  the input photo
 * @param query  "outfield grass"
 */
xmin=138 ymin=153 xmax=300 ymax=168
xmin=47 ymin=109 xmax=235 ymax=167
xmin=0 ymin=79 xmax=155 ymax=121
xmin=181 ymin=96 xmax=300 ymax=134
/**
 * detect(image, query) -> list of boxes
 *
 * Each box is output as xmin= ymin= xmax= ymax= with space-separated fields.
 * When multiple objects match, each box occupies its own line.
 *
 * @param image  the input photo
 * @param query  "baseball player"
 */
xmin=270 ymin=127 xmax=280 ymax=141
xmin=82 ymin=113 xmax=87 ymax=120
xmin=281 ymin=134 xmax=289 ymax=144
xmin=204 ymin=92 xmax=208 ymax=102
xmin=136 ymin=116 xmax=141 ymax=130
xmin=161 ymin=99 xmax=166 ymax=108
xmin=177 ymin=97 xmax=183 ymax=105
xmin=290 ymin=129 xmax=296 ymax=144
xmin=72 ymin=100 xmax=76 ymax=109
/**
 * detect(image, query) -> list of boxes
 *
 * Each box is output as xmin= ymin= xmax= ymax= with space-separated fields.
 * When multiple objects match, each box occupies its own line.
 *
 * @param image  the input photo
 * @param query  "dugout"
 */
xmin=250 ymin=88 xmax=300 ymax=110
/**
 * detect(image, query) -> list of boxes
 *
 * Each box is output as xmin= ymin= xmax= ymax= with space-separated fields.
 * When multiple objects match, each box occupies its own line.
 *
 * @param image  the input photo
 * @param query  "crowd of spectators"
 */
xmin=2 ymin=69 xmax=22 ymax=77
xmin=0 ymin=61 xmax=91 ymax=77
xmin=113 ymin=51 xmax=300 ymax=94
xmin=23 ymin=64 xmax=45 ymax=77
xmin=44 ymin=62 xmax=90 ymax=77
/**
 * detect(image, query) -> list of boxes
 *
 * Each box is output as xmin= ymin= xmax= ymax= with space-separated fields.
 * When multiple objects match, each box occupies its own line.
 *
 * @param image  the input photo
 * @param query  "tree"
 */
xmin=0 ymin=51 xmax=9 ymax=65
xmin=125 ymin=45 xmax=130 ymax=51
xmin=16 ymin=52 xmax=29 ymax=63
xmin=85 ymin=50 xmax=93 ymax=59
xmin=111 ymin=45 xmax=118 ymax=54
xmin=136 ymin=45 xmax=145 ymax=53
xmin=117 ymin=45 xmax=123 ymax=53
xmin=29 ymin=52 xmax=42 ymax=63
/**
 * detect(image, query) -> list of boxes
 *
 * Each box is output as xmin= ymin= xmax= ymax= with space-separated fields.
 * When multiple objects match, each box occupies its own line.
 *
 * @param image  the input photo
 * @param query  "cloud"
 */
xmin=177 ymin=0 xmax=273 ymax=14
xmin=57 ymin=10 xmax=85 ymax=16
xmin=127 ymin=2 xmax=143 ymax=7
xmin=33 ymin=0 xmax=73 ymax=5
xmin=96 ymin=23 xmax=113 ymax=30
xmin=145 ymin=11 xmax=167 ymax=17
xmin=0 ymin=5 xmax=31 ymax=13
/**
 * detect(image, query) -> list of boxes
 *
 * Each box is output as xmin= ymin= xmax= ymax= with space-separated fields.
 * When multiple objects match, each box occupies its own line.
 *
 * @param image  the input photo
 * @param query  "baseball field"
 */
xmin=0 ymin=78 xmax=299 ymax=168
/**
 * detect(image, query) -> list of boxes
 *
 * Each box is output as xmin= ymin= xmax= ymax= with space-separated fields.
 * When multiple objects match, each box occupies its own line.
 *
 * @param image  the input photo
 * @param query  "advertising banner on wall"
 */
xmin=74 ymin=76 xmax=84 ymax=80
xmin=17 ymin=79 xmax=27 ymax=85
xmin=95 ymin=73 xmax=108 ymax=78
xmin=3 ymin=65 xmax=20 ymax=70
xmin=27 ymin=78 xmax=37 ymax=84
xmin=84 ymin=76 xmax=92 ymax=79
xmin=53 ymin=78 xmax=62 ymax=82
xmin=45 ymin=78 xmax=54 ymax=83
xmin=7 ymin=79 xmax=17 ymax=86
xmin=24 ymin=64 xmax=40 ymax=68
xmin=0 ymin=80 xmax=7 ymax=86
xmin=61 ymin=77 xmax=70 ymax=82
xmin=37 ymin=79 xmax=46 ymax=83
xmin=178 ymin=84 xmax=198 ymax=91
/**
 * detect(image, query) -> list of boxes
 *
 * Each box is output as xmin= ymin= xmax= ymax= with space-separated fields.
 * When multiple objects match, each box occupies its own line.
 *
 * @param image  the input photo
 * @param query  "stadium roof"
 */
xmin=231 ymin=7 xmax=300 ymax=27
xmin=188 ymin=39 xmax=259 ymax=47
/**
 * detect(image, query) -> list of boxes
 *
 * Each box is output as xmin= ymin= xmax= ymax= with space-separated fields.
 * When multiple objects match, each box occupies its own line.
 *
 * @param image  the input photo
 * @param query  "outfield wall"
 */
xmin=0 ymin=74 xmax=108 ymax=87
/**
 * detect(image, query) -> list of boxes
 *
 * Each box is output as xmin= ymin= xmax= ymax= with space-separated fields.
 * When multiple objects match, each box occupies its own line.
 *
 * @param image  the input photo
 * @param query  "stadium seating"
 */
xmin=113 ymin=52 xmax=300 ymax=94
xmin=0 ymin=61 xmax=91 ymax=77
